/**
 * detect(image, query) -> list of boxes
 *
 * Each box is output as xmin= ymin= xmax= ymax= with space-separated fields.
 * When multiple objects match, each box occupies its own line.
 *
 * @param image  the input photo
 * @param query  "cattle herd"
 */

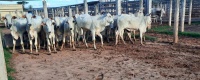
xmin=1 ymin=7 xmax=165 ymax=54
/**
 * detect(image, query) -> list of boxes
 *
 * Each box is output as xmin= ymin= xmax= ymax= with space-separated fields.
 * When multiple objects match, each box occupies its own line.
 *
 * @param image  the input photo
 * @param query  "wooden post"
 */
xmin=180 ymin=0 xmax=186 ymax=32
xmin=139 ymin=0 xmax=143 ymax=11
xmin=52 ymin=8 xmax=54 ymax=18
xmin=0 ymin=34 xmax=8 ymax=80
xmin=43 ymin=0 xmax=48 ymax=18
xmin=76 ymin=6 xmax=79 ymax=14
xmin=84 ymin=0 xmax=88 ymax=14
xmin=95 ymin=4 xmax=99 ymax=15
xmin=35 ymin=9 xmax=38 ymax=15
xmin=174 ymin=0 xmax=180 ymax=43
xmin=188 ymin=0 xmax=193 ymax=25
xmin=147 ymin=0 xmax=152 ymax=14
xmin=61 ymin=7 xmax=65 ymax=17
xmin=68 ymin=7 xmax=72 ymax=17
xmin=116 ymin=0 xmax=121 ymax=15
xmin=169 ymin=0 xmax=172 ymax=26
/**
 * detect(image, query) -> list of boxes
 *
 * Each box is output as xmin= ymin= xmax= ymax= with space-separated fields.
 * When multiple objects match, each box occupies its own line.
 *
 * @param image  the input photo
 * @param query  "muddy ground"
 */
xmin=8 ymin=24 xmax=200 ymax=80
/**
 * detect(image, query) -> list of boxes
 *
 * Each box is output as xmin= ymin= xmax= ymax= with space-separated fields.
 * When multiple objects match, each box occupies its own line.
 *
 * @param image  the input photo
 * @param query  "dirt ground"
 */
xmin=8 ymin=24 xmax=200 ymax=80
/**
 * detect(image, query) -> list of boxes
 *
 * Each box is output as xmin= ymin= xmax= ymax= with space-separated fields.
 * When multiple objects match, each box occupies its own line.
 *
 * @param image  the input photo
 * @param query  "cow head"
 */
xmin=3 ymin=14 xmax=12 ymax=29
xmin=65 ymin=17 xmax=75 ymax=31
xmin=25 ymin=13 xmax=33 ymax=27
xmin=161 ymin=8 xmax=166 ymax=16
xmin=104 ymin=13 xmax=114 ymax=26
xmin=43 ymin=19 xmax=54 ymax=39
xmin=54 ymin=17 xmax=61 ymax=29
xmin=145 ymin=14 xmax=152 ymax=29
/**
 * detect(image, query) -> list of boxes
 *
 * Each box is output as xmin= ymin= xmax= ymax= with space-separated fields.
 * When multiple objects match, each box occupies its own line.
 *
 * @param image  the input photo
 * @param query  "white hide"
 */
xmin=116 ymin=14 xmax=151 ymax=45
xmin=76 ymin=13 xmax=113 ymax=49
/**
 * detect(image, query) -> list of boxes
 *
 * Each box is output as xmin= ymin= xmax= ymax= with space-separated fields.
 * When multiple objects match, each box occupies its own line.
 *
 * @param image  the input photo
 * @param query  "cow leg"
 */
xmin=69 ymin=36 xmax=72 ymax=48
xmin=115 ymin=30 xmax=119 ymax=45
xmin=133 ymin=30 xmax=136 ymax=41
xmin=55 ymin=35 xmax=59 ymax=48
xmin=97 ymin=33 xmax=103 ymax=48
xmin=120 ymin=30 xmax=126 ymax=45
xmin=91 ymin=31 xmax=96 ymax=50
xmin=140 ymin=32 xmax=144 ymax=45
xmin=38 ymin=37 xmax=41 ymax=50
xmin=53 ymin=36 xmax=56 ymax=52
xmin=12 ymin=39 xmax=16 ymax=53
xmin=19 ymin=34 xmax=25 ymax=53
xmin=35 ymin=35 xmax=38 ymax=53
xmin=71 ymin=32 xmax=76 ymax=50
xmin=76 ymin=33 xmax=81 ymax=46
xmin=106 ymin=27 xmax=110 ymax=43
xmin=127 ymin=32 xmax=134 ymax=44
xmin=60 ymin=34 xmax=65 ymax=50
xmin=143 ymin=33 xmax=146 ymax=42
xmin=160 ymin=17 xmax=162 ymax=25
xmin=28 ymin=35 xmax=33 ymax=53
xmin=46 ymin=36 xmax=51 ymax=53
xmin=83 ymin=31 xmax=88 ymax=48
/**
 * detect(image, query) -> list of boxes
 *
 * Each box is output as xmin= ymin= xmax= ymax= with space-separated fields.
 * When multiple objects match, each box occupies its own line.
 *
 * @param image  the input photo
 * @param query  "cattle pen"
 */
xmin=1 ymin=0 xmax=200 ymax=80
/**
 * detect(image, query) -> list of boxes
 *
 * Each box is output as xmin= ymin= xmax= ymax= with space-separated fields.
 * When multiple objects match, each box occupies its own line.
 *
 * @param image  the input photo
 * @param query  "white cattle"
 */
xmin=9 ymin=16 xmax=27 ymax=53
xmin=76 ymin=13 xmax=113 ymax=49
xmin=116 ymin=14 xmax=151 ymax=45
xmin=26 ymin=15 xmax=43 ymax=53
xmin=103 ymin=15 xmax=120 ymax=42
xmin=125 ymin=10 xmax=145 ymax=43
xmin=53 ymin=16 xmax=68 ymax=47
xmin=60 ymin=17 xmax=76 ymax=50
xmin=151 ymin=7 xmax=166 ymax=24
xmin=42 ymin=18 xmax=56 ymax=53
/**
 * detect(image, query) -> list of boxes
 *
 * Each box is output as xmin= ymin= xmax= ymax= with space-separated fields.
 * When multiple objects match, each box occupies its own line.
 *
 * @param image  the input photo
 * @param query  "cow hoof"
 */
xmin=47 ymin=52 xmax=51 ymax=55
xmin=72 ymin=49 xmax=76 ymax=51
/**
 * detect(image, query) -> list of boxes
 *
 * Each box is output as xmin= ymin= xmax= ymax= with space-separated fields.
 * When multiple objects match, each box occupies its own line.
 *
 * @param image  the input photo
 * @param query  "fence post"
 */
xmin=0 ymin=34 xmax=8 ymax=80
xmin=95 ymin=4 xmax=99 ymax=15
xmin=188 ymin=0 xmax=193 ymax=25
xmin=146 ymin=0 xmax=152 ymax=14
xmin=169 ymin=0 xmax=172 ymax=26
xmin=139 ymin=0 xmax=143 ymax=11
xmin=43 ymin=0 xmax=48 ymax=18
xmin=76 ymin=6 xmax=79 ymax=14
xmin=180 ymin=0 xmax=186 ymax=32
xmin=174 ymin=0 xmax=180 ymax=43
xmin=68 ymin=7 xmax=72 ymax=17
xmin=52 ymin=8 xmax=54 ymax=18
xmin=84 ymin=0 xmax=88 ymax=14
xmin=116 ymin=0 xmax=121 ymax=15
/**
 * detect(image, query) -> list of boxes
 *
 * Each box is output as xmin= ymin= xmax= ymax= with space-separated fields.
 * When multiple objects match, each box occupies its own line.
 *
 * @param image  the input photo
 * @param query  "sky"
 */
xmin=0 ymin=0 xmax=98 ymax=8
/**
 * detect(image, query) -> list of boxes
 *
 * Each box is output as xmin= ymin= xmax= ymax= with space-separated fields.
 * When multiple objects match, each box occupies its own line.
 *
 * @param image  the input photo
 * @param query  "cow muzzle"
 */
xmin=28 ymin=24 xmax=32 ymax=27
xmin=9 ymin=24 xmax=12 ymax=27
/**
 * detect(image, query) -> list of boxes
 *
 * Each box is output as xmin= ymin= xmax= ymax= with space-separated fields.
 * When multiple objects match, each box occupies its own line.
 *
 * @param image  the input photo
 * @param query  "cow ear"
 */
xmin=41 ymin=22 xmax=45 ymax=26
xmin=2 ymin=17 xmax=6 ymax=20
xmin=12 ymin=16 xmax=17 ymax=19
xmin=22 ymin=15 xmax=26 ymax=18
xmin=32 ymin=15 xmax=36 ymax=18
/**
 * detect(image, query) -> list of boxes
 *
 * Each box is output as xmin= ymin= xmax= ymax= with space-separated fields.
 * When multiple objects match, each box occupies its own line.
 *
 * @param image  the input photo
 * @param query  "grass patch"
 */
xmin=150 ymin=26 xmax=200 ymax=38
xmin=4 ymin=48 xmax=15 ymax=80
xmin=191 ymin=21 xmax=200 ymax=25
xmin=132 ymin=34 xmax=157 ymax=42
xmin=145 ymin=35 xmax=157 ymax=42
